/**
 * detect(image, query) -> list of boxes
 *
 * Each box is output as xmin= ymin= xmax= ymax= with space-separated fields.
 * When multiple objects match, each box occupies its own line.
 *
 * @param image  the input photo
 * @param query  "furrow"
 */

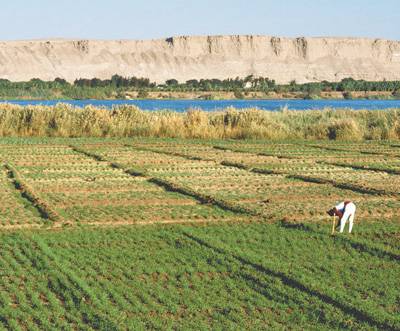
xmin=4 ymin=164 xmax=67 ymax=226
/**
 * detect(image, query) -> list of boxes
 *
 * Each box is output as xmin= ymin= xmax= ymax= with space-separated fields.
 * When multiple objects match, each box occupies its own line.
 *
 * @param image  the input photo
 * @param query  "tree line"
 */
xmin=0 ymin=75 xmax=399 ymax=99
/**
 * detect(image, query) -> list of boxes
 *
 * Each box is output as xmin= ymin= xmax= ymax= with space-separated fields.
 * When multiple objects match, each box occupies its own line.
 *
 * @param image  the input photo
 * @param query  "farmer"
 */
xmin=327 ymin=201 xmax=356 ymax=233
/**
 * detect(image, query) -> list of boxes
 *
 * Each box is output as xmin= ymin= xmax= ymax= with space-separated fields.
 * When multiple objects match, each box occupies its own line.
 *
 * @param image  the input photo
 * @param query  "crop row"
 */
xmin=309 ymin=141 xmax=400 ymax=156
xmin=213 ymin=142 xmax=365 ymax=159
xmin=320 ymin=157 xmax=400 ymax=175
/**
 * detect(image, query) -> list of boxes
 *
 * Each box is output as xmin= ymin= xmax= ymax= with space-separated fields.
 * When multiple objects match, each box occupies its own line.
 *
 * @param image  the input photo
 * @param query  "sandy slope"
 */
xmin=0 ymin=35 xmax=400 ymax=83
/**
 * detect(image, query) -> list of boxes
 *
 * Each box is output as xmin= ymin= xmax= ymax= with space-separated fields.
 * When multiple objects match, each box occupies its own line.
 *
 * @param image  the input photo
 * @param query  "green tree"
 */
xmin=166 ymin=79 xmax=178 ymax=86
xmin=54 ymin=78 xmax=69 ymax=85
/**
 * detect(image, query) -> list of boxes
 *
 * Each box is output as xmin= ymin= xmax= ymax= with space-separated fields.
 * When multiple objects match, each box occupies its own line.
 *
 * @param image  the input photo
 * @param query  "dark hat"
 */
xmin=327 ymin=208 xmax=336 ymax=217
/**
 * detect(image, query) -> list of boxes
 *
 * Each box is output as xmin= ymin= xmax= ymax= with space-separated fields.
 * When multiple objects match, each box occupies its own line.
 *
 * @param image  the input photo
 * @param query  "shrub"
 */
xmin=327 ymin=118 xmax=363 ymax=141
xmin=199 ymin=94 xmax=214 ymax=100
xmin=116 ymin=91 xmax=126 ymax=99
xmin=137 ymin=90 xmax=149 ymax=99
xmin=302 ymin=93 xmax=320 ymax=100
xmin=343 ymin=91 xmax=353 ymax=100
xmin=365 ymin=113 xmax=390 ymax=140
xmin=233 ymin=90 xmax=244 ymax=99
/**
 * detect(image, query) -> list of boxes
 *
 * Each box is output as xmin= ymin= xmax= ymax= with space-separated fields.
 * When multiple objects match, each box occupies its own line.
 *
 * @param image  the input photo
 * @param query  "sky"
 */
xmin=1 ymin=0 xmax=399 ymax=41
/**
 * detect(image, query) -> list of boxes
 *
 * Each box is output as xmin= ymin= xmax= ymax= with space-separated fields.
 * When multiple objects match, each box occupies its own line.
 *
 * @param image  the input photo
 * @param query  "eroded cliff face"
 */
xmin=0 ymin=35 xmax=399 ymax=83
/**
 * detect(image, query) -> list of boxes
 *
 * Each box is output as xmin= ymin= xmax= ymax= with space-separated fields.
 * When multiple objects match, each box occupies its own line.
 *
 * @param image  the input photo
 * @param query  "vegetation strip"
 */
xmin=318 ymin=160 xmax=400 ymax=176
xmin=79 ymin=217 xmax=245 ymax=228
xmin=1 ymin=75 xmax=400 ymax=100
xmin=127 ymin=145 xmax=207 ymax=161
xmin=183 ymin=231 xmax=399 ymax=331
xmin=287 ymin=174 xmax=390 ymax=196
xmin=71 ymin=146 xmax=260 ymax=218
xmin=213 ymin=145 xmax=297 ymax=160
xmin=2 ymin=104 xmax=400 ymax=140
xmin=4 ymin=164 xmax=65 ymax=226
xmin=307 ymin=144 xmax=398 ymax=157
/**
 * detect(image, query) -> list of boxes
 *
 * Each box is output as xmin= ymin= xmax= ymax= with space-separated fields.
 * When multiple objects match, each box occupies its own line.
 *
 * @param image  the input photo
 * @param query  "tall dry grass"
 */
xmin=0 ymin=103 xmax=399 ymax=140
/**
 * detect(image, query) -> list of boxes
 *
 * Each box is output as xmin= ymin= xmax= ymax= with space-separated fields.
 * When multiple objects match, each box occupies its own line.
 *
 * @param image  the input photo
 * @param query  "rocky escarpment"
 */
xmin=0 ymin=35 xmax=400 ymax=84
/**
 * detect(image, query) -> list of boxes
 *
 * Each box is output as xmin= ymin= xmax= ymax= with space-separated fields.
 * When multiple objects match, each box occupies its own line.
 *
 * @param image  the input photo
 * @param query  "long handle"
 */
xmin=331 ymin=215 xmax=336 ymax=235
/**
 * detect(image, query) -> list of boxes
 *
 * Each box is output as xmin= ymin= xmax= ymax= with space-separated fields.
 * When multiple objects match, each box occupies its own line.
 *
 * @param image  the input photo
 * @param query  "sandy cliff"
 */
xmin=0 ymin=35 xmax=400 ymax=84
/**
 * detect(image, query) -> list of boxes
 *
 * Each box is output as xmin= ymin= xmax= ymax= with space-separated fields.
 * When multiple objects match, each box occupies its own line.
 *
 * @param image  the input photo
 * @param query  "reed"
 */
xmin=0 ymin=103 xmax=399 ymax=140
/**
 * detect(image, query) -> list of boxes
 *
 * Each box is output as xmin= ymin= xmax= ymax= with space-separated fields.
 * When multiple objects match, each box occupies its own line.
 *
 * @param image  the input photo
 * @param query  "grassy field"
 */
xmin=0 ymin=138 xmax=399 ymax=330
xmin=1 ymin=104 xmax=400 ymax=140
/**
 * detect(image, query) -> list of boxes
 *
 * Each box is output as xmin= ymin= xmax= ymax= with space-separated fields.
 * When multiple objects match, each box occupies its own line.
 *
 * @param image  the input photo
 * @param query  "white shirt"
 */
xmin=335 ymin=202 xmax=346 ymax=213
xmin=336 ymin=201 xmax=356 ymax=215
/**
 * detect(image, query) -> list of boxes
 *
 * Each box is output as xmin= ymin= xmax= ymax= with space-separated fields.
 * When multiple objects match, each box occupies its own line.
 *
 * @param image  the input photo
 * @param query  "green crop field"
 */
xmin=0 ymin=138 xmax=399 ymax=330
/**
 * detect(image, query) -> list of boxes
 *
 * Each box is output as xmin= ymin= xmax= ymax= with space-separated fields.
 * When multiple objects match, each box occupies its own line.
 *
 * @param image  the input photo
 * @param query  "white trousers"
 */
xmin=339 ymin=202 xmax=356 ymax=233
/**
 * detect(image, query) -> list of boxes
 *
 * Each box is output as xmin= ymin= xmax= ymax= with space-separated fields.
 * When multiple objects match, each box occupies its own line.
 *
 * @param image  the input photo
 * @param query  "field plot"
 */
xmin=0 ymin=143 xmax=242 ymax=227
xmin=131 ymin=141 xmax=400 ymax=220
xmin=80 ymin=142 xmax=399 ymax=222
xmin=0 ymin=222 xmax=398 ymax=330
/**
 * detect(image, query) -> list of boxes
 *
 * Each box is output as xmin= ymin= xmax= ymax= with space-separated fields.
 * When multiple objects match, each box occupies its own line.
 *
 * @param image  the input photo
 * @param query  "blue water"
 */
xmin=1 ymin=99 xmax=400 ymax=111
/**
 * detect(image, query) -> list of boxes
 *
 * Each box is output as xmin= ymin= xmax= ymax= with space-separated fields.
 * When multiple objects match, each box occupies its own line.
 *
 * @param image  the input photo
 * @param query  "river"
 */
xmin=1 ymin=99 xmax=400 ymax=111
